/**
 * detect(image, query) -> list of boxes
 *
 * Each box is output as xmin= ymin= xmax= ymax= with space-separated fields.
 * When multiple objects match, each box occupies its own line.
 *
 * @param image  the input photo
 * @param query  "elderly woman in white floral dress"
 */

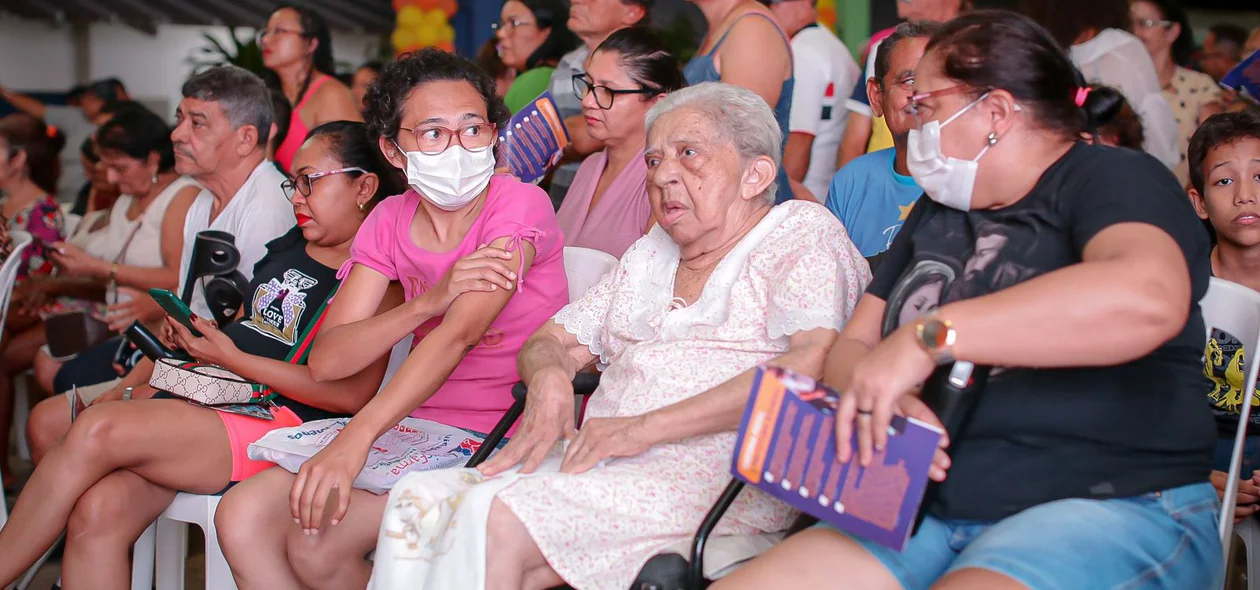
xmin=368 ymin=82 xmax=871 ymax=590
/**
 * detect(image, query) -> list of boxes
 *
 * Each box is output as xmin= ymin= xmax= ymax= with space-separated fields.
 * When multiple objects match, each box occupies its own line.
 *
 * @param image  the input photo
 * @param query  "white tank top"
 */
xmin=82 ymin=176 xmax=200 ymax=268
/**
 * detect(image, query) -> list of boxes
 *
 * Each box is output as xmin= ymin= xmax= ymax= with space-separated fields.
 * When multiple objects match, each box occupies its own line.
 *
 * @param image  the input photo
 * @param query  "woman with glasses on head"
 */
xmin=260 ymin=4 xmax=362 ymax=173
xmin=1130 ymin=0 xmax=1221 ymax=187
xmin=0 ymin=120 xmax=408 ymax=589
xmin=496 ymin=0 xmax=580 ymax=113
xmin=214 ymin=48 xmax=569 ymax=590
xmin=556 ymin=27 xmax=686 ymax=258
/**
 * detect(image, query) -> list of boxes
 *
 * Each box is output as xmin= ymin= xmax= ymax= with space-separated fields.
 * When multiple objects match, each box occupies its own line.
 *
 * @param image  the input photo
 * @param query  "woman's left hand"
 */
xmin=50 ymin=241 xmax=107 ymax=278
xmin=559 ymin=416 xmax=652 ymax=474
xmin=836 ymin=323 xmax=937 ymax=467
xmin=166 ymin=315 xmax=241 ymax=368
xmin=106 ymin=287 xmax=166 ymax=332
xmin=291 ymin=434 xmax=370 ymax=533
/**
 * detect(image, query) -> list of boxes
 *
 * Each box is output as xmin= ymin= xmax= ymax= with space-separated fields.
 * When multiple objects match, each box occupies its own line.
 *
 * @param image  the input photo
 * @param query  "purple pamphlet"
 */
xmin=732 ymin=366 xmax=942 ymax=551
xmin=1220 ymin=50 xmax=1260 ymax=105
xmin=496 ymin=92 xmax=571 ymax=185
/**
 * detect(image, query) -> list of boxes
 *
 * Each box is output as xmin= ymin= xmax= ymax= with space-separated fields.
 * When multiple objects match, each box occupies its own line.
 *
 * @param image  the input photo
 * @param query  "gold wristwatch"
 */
xmin=915 ymin=314 xmax=957 ymax=365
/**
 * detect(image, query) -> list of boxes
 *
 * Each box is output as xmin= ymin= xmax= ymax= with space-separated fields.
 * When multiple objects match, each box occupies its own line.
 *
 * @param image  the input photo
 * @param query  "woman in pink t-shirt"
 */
xmin=215 ymin=48 xmax=568 ymax=589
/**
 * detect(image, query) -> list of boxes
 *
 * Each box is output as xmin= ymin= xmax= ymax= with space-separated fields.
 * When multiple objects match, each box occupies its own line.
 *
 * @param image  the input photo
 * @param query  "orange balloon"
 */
xmin=818 ymin=7 xmax=836 ymax=28
xmin=414 ymin=0 xmax=440 ymax=10
xmin=436 ymin=0 xmax=457 ymax=18
xmin=391 ymin=0 xmax=418 ymax=10
xmin=435 ymin=40 xmax=456 ymax=53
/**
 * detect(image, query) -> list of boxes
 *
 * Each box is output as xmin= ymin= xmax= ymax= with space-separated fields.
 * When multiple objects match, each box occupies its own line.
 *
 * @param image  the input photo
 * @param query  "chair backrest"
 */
xmin=378 ymin=334 xmax=415 ymax=393
xmin=0 ymin=231 xmax=33 ymax=334
xmin=1199 ymin=277 xmax=1260 ymax=550
xmin=63 ymin=213 xmax=83 ymax=240
xmin=563 ymin=247 xmax=618 ymax=302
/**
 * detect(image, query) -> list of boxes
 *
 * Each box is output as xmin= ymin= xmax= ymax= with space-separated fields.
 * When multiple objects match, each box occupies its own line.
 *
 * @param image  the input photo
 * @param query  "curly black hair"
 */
xmin=363 ymin=48 xmax=511 ymax=142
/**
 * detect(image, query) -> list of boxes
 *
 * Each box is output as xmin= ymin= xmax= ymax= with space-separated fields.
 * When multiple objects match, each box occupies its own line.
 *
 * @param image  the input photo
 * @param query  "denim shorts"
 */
xmin=825 ymin=482 xmax=1223 ymax=590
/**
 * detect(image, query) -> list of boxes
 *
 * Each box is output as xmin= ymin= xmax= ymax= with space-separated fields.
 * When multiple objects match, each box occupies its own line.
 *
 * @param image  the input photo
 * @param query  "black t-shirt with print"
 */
xmin=1204 ymin=268 xmax=1259 ymax=436
xmin=867 ymin=142 xmax=1215 ymax=521
xmin=220 ymin=226 xmax=343 ymax=423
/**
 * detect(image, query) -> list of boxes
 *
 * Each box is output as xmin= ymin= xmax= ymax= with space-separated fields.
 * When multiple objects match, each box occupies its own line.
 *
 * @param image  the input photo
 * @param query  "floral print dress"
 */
xmin=2 ymin=194 xmax=64 ymax=282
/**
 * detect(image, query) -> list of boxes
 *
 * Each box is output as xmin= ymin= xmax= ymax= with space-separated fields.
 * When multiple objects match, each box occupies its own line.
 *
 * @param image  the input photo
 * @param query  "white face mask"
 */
xmin=906 ymin=92 xmax=995 ymax=211
xmin=397 ymin=143 xmax=496 ymax=211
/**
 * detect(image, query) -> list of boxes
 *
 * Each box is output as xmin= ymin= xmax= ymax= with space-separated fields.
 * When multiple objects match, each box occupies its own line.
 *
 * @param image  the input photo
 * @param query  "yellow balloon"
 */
xmin=439 ymin=23 xmax=455 ymax=43
xmin=422 ymin=8 xmax=448 ymax=29
xmin=391 ymin=27 xmax=415 ymax=51
xmin=397 ymin=5 xmax=424 ymax=29
xmin=414 ymin=25 xmax=439 ymax=47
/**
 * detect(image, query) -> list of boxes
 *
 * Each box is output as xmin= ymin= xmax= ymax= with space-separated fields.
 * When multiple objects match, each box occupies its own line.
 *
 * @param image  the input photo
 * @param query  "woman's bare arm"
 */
xmin=307 ymin=267 xmax=437 ymax=382
xmin=221 ymin=284 xmax=406 ymax=414
xmin=941 ymin=223 xmax=1192 ymax=367
xmin=110 ymin=185 xmax=200 ymax=291
xmin=822 ymin=295 xmax=886 ymax=391
xmin=714 ymin=14 xmax=792 ymax=111
xmin=333 ymin=237 xmax=537 ymax=445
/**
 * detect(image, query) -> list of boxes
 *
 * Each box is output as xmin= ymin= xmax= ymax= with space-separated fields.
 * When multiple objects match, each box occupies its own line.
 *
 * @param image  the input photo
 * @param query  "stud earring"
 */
xmin=359 ymin=202 xmax=367 ymax=212
xmin=151 ymin=172 xmax=158 ymax=185
xmin=987 ymin=131 xmax=998 ymax=146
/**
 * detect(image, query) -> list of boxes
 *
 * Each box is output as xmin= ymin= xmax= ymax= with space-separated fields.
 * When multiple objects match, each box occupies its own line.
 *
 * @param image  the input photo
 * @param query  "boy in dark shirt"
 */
xmin=1188 ymin=109 xmax=1260 ymax=523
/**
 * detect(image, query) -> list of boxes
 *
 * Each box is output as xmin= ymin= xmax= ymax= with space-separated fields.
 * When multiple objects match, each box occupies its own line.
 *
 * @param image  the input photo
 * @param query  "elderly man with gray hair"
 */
xmin=29 ymin=66 xmax=297 ymax=457
xmin=367 ymin=82 xmax=871 ymax=590
xmin=171 ymin=65 xmax=296 ymax=321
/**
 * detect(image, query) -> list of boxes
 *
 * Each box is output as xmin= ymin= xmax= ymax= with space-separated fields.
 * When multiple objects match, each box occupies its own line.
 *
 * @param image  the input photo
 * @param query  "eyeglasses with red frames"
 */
xmin=281 ymin=167 xmax=367 ymax=201
xmin=397 ymin=123 xmax=497 ymax=155
xmin=907 ymin=85 xmax=984 ymax=129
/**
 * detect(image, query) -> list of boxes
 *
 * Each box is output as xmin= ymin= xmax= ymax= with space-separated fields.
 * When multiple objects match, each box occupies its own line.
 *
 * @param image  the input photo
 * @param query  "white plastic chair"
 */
xmin=0 ymin=232 xmax=42 ymax=590
xmin=1201 ymin=277 xmax=1260 ymax=587
xmin=136 ymin=334 xmax=417 ymax=590
xmin=563 ymin=246 xmax=618 ymax=301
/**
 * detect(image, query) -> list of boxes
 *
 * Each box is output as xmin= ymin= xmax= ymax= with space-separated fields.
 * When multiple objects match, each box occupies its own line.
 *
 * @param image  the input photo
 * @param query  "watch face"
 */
xmin=922 ymin=320 xmax=947 ymax=349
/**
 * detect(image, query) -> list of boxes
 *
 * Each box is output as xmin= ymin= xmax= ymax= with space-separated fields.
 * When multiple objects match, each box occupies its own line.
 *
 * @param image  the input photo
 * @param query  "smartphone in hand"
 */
xmin=148 ymin=288 xmax=203 ymax=337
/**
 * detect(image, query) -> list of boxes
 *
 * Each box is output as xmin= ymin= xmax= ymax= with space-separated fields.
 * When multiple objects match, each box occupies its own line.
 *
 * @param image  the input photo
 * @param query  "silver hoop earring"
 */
xmin=987 ymin=131 xmax=999 ymax=146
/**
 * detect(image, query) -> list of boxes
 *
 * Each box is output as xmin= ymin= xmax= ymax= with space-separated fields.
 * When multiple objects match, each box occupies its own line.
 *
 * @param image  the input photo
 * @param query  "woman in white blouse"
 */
xmin=28 ymin=109 xmax=200 ymax=393
xmin=1024 ymin=0 xmax=1179 ymax=169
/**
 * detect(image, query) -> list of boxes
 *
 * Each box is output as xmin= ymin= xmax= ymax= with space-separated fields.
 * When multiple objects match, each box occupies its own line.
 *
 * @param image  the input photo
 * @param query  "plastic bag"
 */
xmin=247 ymin=417 xmax=488 ymax=494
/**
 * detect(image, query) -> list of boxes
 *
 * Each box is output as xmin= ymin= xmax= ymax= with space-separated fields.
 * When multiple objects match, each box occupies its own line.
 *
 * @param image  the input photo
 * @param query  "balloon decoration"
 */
xmin=817 ymin=0 xmax=837 ymax=32
xmin=391 ymin=0 xmax=457 ymax=55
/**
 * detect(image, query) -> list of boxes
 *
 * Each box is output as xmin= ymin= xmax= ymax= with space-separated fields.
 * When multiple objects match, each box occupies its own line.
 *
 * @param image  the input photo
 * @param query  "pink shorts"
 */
xmin=217 ymin=406 xmax=303 ymax=482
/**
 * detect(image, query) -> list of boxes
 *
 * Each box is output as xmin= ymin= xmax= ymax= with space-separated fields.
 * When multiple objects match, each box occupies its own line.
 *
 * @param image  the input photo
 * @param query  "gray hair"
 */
xmin=181 ymin=65 xmax=273 ymax=147
xmin=645 ymin=82 xmax=783 ymax=203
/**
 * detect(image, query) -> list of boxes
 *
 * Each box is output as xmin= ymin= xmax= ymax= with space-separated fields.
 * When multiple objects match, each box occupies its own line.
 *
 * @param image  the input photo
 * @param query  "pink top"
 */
xmin=339 ymin=175 xmax=569 ymax=433
xmin=274 ymin=74 xmax=333 ymax=174
xmin=554 ymin=149 xmax=650 ymax=258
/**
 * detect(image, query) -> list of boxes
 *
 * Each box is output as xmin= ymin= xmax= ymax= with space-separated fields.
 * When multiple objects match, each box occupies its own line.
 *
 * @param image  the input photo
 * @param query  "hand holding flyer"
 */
xmin=1220 ymin=50 xmax=1260 ymax=105
xmin=732 ymin=366 xmax=943 ymax=551
xmin=496 ymin=92 xmax=571 ymax=185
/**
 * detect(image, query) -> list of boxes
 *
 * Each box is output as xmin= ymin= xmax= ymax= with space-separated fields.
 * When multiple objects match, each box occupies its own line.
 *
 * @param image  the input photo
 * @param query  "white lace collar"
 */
xmin=624 ymin=205 xmax=790 ymax=340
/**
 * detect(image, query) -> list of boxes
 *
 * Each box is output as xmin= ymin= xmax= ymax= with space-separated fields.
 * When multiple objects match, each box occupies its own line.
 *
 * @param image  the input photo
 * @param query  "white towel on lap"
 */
xmin=370 ymin=451 xmax=566 ymax=590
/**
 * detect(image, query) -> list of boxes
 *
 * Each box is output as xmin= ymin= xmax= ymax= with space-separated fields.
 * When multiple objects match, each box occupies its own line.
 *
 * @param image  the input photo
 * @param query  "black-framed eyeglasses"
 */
xmin=572 ymin=74 xmax=655 ymax=110
xmin=281 ymin=167 xmax=367 ymax=201
xmin=491 ymin=18 xmax=535 ymax=33
xmin=397 ymin=123 xmax=497 ymax=155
